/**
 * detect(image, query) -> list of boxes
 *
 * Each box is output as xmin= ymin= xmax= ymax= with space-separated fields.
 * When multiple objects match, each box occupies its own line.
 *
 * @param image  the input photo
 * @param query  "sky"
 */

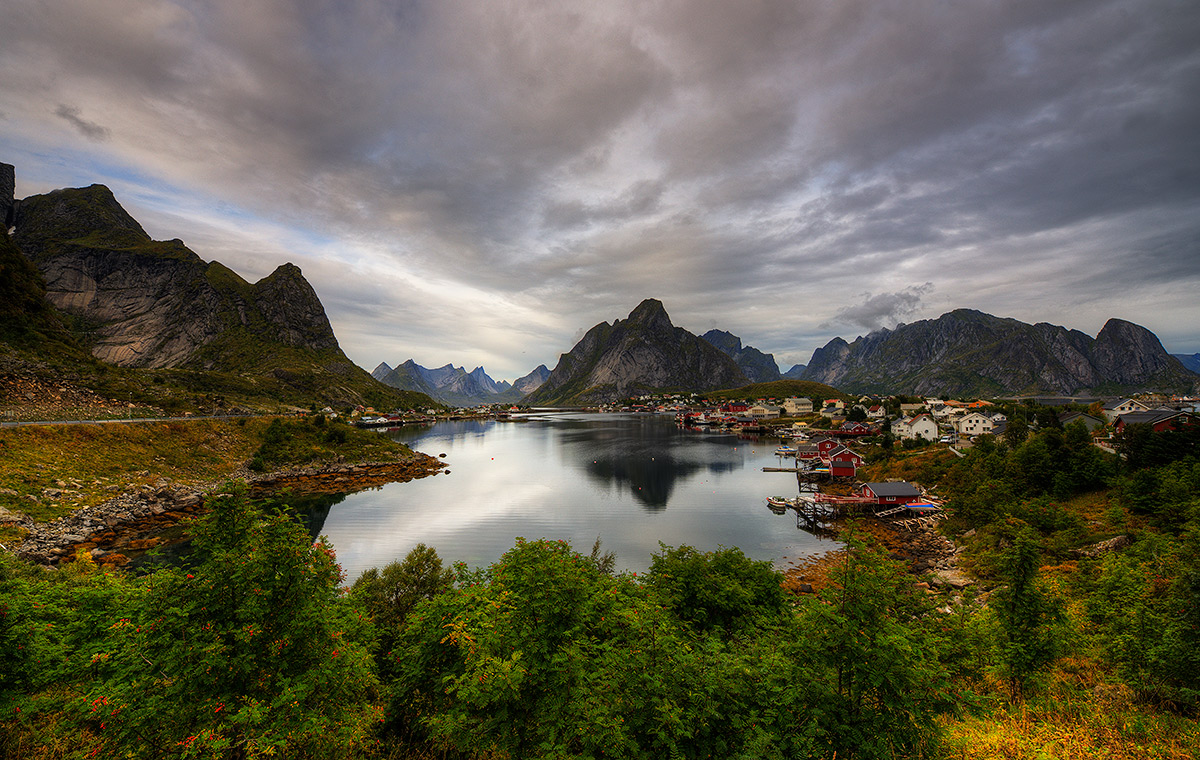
xmin=2 ymin=0 xmax=1198 ymax=381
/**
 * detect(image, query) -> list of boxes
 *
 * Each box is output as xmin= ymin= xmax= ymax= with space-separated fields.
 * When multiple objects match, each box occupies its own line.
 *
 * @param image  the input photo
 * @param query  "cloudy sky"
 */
xmin=3 ymin=0 xmax=1198 ymax=380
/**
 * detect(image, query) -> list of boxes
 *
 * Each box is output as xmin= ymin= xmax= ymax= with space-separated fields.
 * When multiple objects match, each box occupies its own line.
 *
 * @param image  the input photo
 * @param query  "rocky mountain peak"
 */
xmin=14 ymin=184 xmax=151 ymax=259
xmin=701 ymin=328 xmax=781 ymax=383
xmin=800 ymin=310 xmax=1196 ymax=395
xmin=626 ymin=298 xmax=672 ymax=329
xmin=1091 ymin=318 xmax=1174 ymax=385
xmin=524 ymin=300 xmax=749 ymax=405
xmin=251 ymin=263 xmax=339 ymax=351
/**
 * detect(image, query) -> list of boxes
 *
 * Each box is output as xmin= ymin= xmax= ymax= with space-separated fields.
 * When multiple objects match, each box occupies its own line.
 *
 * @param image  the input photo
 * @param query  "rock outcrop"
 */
xmin=524 ymin=299 xmax=749 ymax=406
xmin=2 ymin=164 xmax=433 ymax=409
xmin=801 ymin=309 xmax=1198 ymax=396
xmin=11 ymin=184 xmax=341 ymax=370
xmin=1 ymin=161 xmax=15 ymax=229
xmin=701 ymin=329 xmax=781 ymax=383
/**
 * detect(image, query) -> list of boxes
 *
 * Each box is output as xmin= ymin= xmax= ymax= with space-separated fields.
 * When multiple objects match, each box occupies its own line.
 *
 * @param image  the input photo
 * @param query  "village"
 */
xmin=581 ymin=389 xmax=1200 ymax=535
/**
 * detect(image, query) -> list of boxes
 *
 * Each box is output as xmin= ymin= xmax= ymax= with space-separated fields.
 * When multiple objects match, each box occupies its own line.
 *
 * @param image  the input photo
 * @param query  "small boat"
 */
xmin=766 ymin=496 xmax=795 ymax=513
xmin=774 ymin=446 xmax=797 ymax=456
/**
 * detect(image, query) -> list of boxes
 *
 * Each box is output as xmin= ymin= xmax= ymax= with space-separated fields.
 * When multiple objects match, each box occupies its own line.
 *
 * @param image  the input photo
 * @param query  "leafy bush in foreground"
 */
xmin=85 ymin=491 xmax=379 ymax=758
xmin=385 ymin=537 xmax=954 ymax=759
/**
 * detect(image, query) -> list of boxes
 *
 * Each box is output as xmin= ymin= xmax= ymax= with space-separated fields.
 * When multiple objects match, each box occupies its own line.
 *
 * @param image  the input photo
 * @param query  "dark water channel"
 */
xmin=305 ymin=412 xmax=837 ymax=582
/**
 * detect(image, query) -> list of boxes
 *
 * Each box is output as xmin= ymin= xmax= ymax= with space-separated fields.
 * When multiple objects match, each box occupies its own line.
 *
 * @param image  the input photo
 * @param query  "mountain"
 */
xmin=513 ymin=364 xmax=550 ymax=395
xmin=524 ymin=299 xmax=749 ymax=406
xmin=1173 ymin=354 xmax=1200 ymax=373
xmin=3 ymin=164 xmax=434 ymax=411
xmin=800 ymin=309 xmax=1199 ymax=396
xmin=373 ymin=360 xmax=547 ymax=406
xmin=700 ymin=330 xmax=781 ymax=383
xmin=782 ymin=364 xmax=807 ymax=379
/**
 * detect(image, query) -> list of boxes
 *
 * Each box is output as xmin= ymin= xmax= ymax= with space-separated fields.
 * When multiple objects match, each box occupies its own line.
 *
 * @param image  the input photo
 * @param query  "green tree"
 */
xmin=992 ymin=525 xmax=1069 ymax=699
xmin=389 ymin=538 xmax=821 ymax=759
xmin=800 ymin=534 xmax=955 ymax=758
xmin=351 ymin=542 xmax=453 ymax=665
xmin=645 ymin=543 xmax=786 ymax=634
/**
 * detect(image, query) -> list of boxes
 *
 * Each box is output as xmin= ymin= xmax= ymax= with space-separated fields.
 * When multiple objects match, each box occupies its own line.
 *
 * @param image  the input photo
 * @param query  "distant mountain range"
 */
xmin=700 ymin=330 xmax=781 ymax=382
xmin=1174 ymin=354 xmax=1200 ymax=373
xmin=0 ymin=161 xmax=434 ymax=412
xmin=800 ymin=309 xmax=1199 ymax=396
xmin=524 ymin=299 xmax=748 ymax=406
xmin=782 ymin=364 xmax=807 ymax=379
xmin=372 ymin=360 xmax=549 ymax=407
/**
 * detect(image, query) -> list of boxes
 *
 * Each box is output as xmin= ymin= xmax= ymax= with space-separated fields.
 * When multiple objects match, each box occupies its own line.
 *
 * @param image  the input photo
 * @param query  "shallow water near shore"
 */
xmin=308 ymin=412 xmax=838 ymax=581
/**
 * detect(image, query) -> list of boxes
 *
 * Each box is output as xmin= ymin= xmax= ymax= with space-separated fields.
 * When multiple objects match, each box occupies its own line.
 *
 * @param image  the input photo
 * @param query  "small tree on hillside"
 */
xmin=993 ymin=524 xmax=1069 ymax=700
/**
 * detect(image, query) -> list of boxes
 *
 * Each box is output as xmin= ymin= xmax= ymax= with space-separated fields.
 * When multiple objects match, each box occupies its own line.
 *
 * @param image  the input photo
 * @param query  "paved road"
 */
xmin=0 ymin=414 xmax=257 ymax=428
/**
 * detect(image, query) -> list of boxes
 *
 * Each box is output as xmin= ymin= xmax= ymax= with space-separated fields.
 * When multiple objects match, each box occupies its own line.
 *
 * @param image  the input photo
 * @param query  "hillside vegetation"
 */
xmin=0 ymin=416 xmax=414 ymax=523
xmin=3 ymin=412 xmax=1199 ymax=758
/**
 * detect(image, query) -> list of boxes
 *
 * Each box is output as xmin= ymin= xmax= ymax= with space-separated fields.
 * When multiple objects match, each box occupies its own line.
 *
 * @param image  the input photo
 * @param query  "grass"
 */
xmin=0 ymin=417 xmax=414 ymax=522
xmin=938 ymin=663 xmax=1200 ymax=759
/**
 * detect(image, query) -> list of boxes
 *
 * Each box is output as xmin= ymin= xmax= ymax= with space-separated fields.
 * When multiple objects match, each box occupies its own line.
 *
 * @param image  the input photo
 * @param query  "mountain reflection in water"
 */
xmin=314 ymin=413 xmax=837 ymax=581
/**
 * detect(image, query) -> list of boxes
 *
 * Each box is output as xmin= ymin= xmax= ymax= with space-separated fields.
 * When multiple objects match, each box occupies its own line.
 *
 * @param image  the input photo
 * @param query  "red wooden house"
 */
xmin=1114 ymin=410 xmax=1199 ymax=434
xmin=860 ymin=481 xmax=923 ymax=505
xmin=825 ymin=445 xmax=864 ymax=477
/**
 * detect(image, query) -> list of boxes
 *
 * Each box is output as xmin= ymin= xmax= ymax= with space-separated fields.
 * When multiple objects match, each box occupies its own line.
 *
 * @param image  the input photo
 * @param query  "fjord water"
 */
xmin=317 ymin=412 xmax=837 ymax=581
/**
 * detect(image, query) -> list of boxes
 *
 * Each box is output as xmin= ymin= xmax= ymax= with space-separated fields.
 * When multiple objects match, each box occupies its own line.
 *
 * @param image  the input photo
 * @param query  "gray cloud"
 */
xmin=3 ymin=0 xmax=1200 ymax=376
xmin=825 ymin=284 xmax=936 ymax=333
xmin=54 ymin=105 xmax=109 ymax=141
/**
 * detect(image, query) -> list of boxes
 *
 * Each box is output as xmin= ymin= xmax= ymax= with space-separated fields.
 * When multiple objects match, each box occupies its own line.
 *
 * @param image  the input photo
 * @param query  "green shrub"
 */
xmin=85 ymin=490 xmax=379 ymax=757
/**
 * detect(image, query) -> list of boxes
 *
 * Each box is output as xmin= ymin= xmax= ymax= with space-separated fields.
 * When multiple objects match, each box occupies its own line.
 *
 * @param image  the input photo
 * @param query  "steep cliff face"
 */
xmin=1 ymin=168 xmax=430 ymax=410
xmin=800 ymin=309 xmax=1198 ymax=396
xmin=1 ymin=162 xmax=15 ymax=229
xmin=524 ymin=299 xmax=749 ymax=406
xmin=11 ymin=184 xmax=340 ymax=371
xmin=700 ymin=329 xmax=781 ymax=382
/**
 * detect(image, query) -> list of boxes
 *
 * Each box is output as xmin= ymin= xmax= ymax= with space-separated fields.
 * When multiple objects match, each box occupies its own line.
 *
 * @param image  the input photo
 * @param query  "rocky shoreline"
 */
xmin=3 ymin=454 xmax=445 ymax=567
xmin=781 ymin=513 xmax=976 ymax=598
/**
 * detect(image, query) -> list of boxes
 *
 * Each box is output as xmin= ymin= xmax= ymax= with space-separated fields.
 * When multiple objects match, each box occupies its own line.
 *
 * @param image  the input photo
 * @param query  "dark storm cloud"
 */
xmin=3 ymin=0 xmax=1199 ymax=373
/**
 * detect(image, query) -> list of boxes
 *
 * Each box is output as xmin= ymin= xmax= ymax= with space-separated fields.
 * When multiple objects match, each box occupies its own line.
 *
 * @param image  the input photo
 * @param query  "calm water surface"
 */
xmin=316 ymin=412 xmax=837 ymax=581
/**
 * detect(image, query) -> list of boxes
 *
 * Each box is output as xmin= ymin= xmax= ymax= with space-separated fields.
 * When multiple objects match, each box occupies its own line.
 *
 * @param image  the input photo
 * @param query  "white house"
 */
xmin=1102 ymin=398 xmax=1151 ymax=422
xmin=955 ymin=411 xmax=995 ymax=436
xmin=782 ymin=397 xmax=813 ymax=415
xmin=895 ymin=414 xmax=939 ymax=441
xmin=749 ymin=404 xmax=782 ymax=419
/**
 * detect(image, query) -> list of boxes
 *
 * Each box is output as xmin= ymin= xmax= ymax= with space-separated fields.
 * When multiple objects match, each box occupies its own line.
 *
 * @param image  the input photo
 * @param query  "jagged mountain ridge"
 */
xmin=3 ymin=163 xmax=434 ymax=410
xmin=372 ymin=359 xmax=549 ymax=406
xmin=700 ymin=329 xmax=781 ymax=383
xmin=800 ymin=309 xmax=1199 ymax=396
xmin=524 ymin=299 xmax=749 ymax=406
